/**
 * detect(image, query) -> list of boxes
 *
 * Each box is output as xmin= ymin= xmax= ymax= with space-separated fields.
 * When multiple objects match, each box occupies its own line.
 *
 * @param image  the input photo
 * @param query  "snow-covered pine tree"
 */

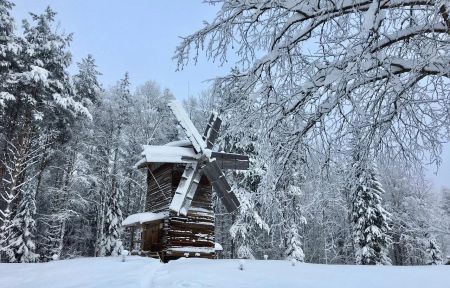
xmin=9 ymin=188 xmax=39 ymax=262
xmin=53 ymin=54 xmax=103 ymax=258
xmin=116 ymin=72 xmax=132 ymax=129
xmin=19 ymin=7 xmax=89 ymax=121
xmin=351 ymin=158 xmax=391 ymax=265
xmin=0 ymin=210 xmax=14 ymax=262
xmin=100 ymin=185 xmax=123 ymax=257
xmin=284 ymin=222 xmax=305 ymax=262
xmin=0 ymin=131 xmax=42 ymax=262
xmin=0 ymin=0 xmax=20 ymax=108
xmin=0 ymin=3 xmax=21 ymax=252
xmin=73 ymin=54 xmax=102 ymax=106
xmin=97 ymin=74 xmax=130 ymax=257
xmin=426 ymin=238 xmax=443 ymax=265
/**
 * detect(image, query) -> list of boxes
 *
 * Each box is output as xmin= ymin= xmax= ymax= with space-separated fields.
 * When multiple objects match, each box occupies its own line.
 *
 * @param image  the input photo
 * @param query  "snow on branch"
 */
xmin=175 ymin=0 xmax=450 ymax=169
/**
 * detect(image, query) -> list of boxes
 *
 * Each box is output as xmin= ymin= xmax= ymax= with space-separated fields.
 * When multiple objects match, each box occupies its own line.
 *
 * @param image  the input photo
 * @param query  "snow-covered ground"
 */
xmin=0 ymin=256 xmax=158 ymax=288
xmin=1 ymin=256 xmax=448 ymax=288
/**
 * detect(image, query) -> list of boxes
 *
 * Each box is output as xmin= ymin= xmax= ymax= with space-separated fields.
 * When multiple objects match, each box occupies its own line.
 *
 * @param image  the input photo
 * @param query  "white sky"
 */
xmin=11 ymin=0 xmax=449 ymax=190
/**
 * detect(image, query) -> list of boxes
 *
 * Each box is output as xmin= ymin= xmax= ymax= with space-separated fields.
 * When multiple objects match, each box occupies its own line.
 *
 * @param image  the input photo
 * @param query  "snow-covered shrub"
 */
xmin=237 ymin=246 xmax=254 ymax=260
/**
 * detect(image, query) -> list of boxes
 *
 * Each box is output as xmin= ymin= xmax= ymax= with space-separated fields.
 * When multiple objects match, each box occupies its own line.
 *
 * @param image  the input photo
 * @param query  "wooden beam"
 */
xmin=203 ymin=113 xmax=222 ymax=149
xmin=211 ymin=152 xmax=249 ymax=170
xmin=202 ymin=160 xmax=240 ymax=212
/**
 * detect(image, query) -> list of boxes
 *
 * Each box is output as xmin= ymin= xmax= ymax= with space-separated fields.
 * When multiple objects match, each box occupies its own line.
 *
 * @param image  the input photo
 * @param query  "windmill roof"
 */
xmin=122 ymin=211 xmax=168 ymax=227
xmin=165 ymin=139 xmax=193 ymax=147
xmin=135 ymin=144 xmax=199 ymax=168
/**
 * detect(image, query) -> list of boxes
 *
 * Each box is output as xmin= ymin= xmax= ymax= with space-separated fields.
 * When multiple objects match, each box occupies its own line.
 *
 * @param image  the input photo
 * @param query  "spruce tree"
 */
xmin=100 ymin=187 xmax=123 ymax=256
xmin=9 ymin=189 xmax=39 ymax=262
xmin=284 ymin=223 xmax=305 ymax=262
xmin=98 ymin=74 xmax=129 ymax=257
xmin=0 ymin=0 xmax=20 ymax=106
xmin=20 ymin=6 xmax=90 ymax=122
xmin=0 ymin=2 xmax=20 ymax=248
xmin=0 ymin=206 xmax=15 ymax=262
xmin=426 ymin=238 xmax=443 ymax=265
xmin=73 ymin=54 xmax=102 ymax=106
xmin=351 ymin=159 xmax=391 ymax=265
xmin=0 ymin=134 xmax=37 ymax=262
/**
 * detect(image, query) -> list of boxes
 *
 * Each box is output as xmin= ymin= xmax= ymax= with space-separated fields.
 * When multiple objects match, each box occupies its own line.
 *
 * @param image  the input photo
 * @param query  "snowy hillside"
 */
xmin=1 ymin=256 xmax=448 ymax=288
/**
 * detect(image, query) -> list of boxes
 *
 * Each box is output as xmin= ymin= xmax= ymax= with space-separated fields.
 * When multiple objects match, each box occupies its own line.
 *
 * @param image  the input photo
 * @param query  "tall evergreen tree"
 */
xmin=0 ymin=0 xmax=19 ymax=107
xmin=73 ymin=54 xmax=102 ymax=106
xmin=0 ymin=2 xmax=20 ymax=249
xmin=351 ymin=159 xmax=391 ymax=265
xmin=8 ymin=189 xmax=39 ymax=262
xmin=100 ymin=185 xmax=123 ymax=256
xmin=97 ymin=74 xmax=130 ymax=257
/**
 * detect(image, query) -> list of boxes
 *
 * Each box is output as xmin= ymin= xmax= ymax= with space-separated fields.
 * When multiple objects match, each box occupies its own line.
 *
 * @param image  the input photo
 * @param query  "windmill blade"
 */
xmin=203 ymin=112 xmax=222 ymax=149
xmin=211 ymin=151 xmax=249 ymax=170
xmin=168 ymin=100 xmax=207 ymax=154
xmin=202 ymin=159 xmax=240 ymax=212
xmin=169 ymin=162 xmax=202 ymax=216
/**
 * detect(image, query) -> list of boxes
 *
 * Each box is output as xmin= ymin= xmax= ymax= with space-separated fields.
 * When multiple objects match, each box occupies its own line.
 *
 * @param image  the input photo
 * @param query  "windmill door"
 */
xmin=142 ymin=222 xmax=161 ymax=252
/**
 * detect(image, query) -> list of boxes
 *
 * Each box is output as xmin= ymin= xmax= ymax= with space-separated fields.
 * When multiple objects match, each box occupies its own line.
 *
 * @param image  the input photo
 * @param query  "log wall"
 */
xmin=144 ymin=163 xmax=216 ymax=261
xmin=166 ymin=165 xmax=215 ymax=250
xmin=145 ymin=164 xmax=173 ymax=212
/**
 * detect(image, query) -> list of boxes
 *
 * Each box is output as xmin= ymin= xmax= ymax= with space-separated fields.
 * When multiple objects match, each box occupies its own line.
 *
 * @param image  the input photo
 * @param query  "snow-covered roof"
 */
xmin=135 ymin=145 xmax=199 ymax=168
xmin=122 ymin=211 xmax=168 ymax=227
xmin=165 ymin=139 xmax=192 ymax=147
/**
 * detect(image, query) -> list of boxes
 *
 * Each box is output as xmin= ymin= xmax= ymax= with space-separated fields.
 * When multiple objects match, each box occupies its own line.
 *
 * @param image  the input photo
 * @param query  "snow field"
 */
xmin=153 ymin=258 xmax=449 ymax=288
xmin=1 ymin=256 xmax=449 ymax=288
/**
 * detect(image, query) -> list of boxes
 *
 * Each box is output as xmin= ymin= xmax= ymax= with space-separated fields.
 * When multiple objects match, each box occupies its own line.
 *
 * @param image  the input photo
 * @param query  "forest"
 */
xmin=1 ymin=0 xmax=450 ymax=267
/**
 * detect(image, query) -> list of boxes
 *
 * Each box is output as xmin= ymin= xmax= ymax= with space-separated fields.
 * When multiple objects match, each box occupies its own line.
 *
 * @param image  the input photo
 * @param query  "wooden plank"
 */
xmin=169 ymin=162 xmax=201 ymax=215
xmin=203 ymin=113 xmax=222 ymax=149
xmin=211 ymin=151 xmax=249 ymax=170
xmin=211 ymin=152 xmax=248 ymax=161
xmin=168 ymin=101 xmax=207 ymax=154
xmin=202 ymin=160 xmax=240 ymax=212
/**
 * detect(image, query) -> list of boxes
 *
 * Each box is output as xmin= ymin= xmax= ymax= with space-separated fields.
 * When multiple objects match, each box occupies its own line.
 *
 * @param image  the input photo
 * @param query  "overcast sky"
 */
xmin=11 ymin=0 xmax=449 ymax=190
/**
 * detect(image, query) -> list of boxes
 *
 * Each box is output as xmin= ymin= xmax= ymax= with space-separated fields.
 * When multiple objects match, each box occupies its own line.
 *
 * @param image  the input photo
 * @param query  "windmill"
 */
xmin=122 ymin=100 xmax=249 ymax=261
xmin=167 ymin=100 xmax=248 ymax=215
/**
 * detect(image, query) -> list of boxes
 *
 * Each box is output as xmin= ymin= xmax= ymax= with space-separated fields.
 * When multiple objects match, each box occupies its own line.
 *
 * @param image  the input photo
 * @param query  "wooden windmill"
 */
xmin=123 ymin=100 xmax=249 ymax=262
